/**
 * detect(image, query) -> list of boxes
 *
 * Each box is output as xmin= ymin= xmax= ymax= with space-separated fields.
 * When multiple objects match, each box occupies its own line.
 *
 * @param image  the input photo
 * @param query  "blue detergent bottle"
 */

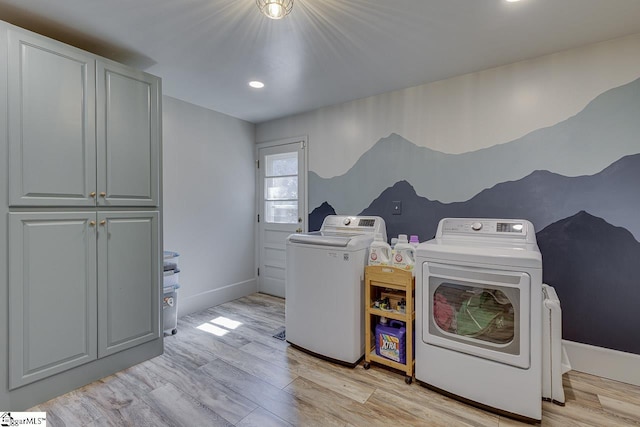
xmin=375 ymin=317 xmax=406 ymax=364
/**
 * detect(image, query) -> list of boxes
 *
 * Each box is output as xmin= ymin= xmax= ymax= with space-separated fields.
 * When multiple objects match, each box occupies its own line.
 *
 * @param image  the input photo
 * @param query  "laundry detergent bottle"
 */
xmin=368 ymin=233 xmax=392 ymax=266
xmin=375 ymin=318 xmax=407 ymax=364
xmin=392 ymin=234 xmax=415 ymax=273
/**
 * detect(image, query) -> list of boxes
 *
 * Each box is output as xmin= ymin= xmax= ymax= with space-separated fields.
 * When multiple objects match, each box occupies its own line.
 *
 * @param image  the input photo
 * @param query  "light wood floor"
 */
xmin=31 ymin=293 xmax=640 ymax=426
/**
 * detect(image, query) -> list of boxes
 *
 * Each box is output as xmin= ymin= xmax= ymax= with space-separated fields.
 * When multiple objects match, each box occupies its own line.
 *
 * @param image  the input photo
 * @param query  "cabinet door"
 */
xmin=8 ymin=29 xmax=97 ymax=207
xmin=8 ymin=212 xmax=98 ymax=389
xmin=98 ymin=211 xmax=160 ymax=357
xmin=96 ymin=60 xmax=160 ymax=207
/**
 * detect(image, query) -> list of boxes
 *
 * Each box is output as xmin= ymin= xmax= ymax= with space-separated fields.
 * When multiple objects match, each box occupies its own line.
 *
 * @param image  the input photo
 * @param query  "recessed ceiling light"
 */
xmin=506 ymin=0 xmax=521 ymax=2
xmin=249 ymin=81 xmax=265 ymax=89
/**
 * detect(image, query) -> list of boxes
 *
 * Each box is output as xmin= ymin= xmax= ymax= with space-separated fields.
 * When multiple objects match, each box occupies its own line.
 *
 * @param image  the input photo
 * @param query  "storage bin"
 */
xmin=163 ymin=284 xmax=180 ymax=335
xmin=163 ymin=268 xmax=180 ymax=287
xmin=163 ymin=251 xmax=179 ymax=269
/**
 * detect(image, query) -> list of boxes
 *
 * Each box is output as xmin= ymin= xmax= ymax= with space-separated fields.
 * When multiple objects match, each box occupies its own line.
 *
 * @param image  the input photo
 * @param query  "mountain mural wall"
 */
xmin=310 ymin=154 xmax=640 ymax=241
xmin=304 ymin=73 xmax=640 ymax=356
xmin=538 ymin=212 xmax=640 ymax=355
xmin=309 ymin=77 xmax=640 ymax=216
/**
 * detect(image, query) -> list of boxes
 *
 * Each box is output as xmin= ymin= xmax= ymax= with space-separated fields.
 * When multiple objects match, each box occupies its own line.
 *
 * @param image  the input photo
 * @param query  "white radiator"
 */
xmin=542 ymin=284 xmax=572 ymax=405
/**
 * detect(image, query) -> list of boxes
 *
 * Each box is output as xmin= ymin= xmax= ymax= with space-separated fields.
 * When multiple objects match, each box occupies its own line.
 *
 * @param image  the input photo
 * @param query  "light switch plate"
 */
xmin=392 ymin=201 xmax=402 ymax=215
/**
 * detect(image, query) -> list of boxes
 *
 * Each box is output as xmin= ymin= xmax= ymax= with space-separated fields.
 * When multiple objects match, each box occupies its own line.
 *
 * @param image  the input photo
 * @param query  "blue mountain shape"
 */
xmin=309 ymin=202 xmax=336 ymax=231
xmin=310 ymin=77 xmax=640 ymax=215
xmin=357 ymin=153 xmax=640 ymax=241
xmin=537 ymin=211 xmax=640 ymax=354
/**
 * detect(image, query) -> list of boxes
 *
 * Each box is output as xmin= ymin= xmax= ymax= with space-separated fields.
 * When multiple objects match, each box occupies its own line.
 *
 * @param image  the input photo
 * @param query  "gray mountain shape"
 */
xmin=310 ymin=77 xmax=640 ymax=215
xmin=355 ymin=153 xmax=640 ymax=242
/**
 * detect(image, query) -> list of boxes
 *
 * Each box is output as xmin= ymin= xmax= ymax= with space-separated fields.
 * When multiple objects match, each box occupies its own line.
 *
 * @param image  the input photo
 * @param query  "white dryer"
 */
xmin=415 ymin=218 xmax=542 ymax=422
xmin=286 ymin=215 xmax=386 ymax=366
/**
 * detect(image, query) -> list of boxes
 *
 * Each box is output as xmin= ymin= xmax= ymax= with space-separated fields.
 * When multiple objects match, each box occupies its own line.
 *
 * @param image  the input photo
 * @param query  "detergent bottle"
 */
xmin=409 ymin=235 xmax=420 ymax=248
xmin=375 ymin=318 xmax=407 ymax=363
xmin=392 ymin=234 xmax=415 ymax=273
xmin=368 ymin=233 xmax=392 ymax=266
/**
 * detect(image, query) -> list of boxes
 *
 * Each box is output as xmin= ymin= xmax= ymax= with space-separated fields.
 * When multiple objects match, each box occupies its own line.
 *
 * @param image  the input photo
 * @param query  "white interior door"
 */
xmin=257 ymin=137 xmax=307 ymax=298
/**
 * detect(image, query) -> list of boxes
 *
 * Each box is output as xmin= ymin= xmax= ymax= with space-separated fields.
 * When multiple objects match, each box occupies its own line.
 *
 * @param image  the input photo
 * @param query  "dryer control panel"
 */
xmin=437 ymin=218 xmax=535 ymax=243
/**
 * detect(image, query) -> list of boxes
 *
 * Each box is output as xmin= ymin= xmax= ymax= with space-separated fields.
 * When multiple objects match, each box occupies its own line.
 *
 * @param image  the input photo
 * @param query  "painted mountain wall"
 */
xmin=538 ymin=212 xmax=640 ymax=355
xmin=317 ymin=153 xmax=640 ymax=241
xmin=306 ymin=81 xmax=640 ymax=356
xmin=309 ymin=77 xmax=640 ymax=216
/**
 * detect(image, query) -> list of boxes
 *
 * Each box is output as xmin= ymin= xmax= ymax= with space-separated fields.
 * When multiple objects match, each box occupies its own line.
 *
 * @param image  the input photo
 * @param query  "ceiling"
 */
xmin=2 ymin=0 xmax=640 ymax=124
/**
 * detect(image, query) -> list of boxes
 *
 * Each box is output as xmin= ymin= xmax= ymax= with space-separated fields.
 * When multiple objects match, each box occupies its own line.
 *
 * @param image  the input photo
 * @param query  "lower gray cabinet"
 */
xmin=9 ymin=210 xmax=160 ymax=389
xmin=98 ymin=211 xmax=160 ymax=357
xmin=9 ymin=212 xmax=98 ymax=389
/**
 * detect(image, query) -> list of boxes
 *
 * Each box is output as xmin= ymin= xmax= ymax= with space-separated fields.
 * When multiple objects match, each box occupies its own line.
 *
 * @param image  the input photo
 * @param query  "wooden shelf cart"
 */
xmin=363 ymin=265 xmax=415 ymax=383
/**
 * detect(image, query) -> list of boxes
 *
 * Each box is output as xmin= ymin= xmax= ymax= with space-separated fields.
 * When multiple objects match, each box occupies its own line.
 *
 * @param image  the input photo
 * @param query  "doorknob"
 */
xmin=296 ymin=228 xmax=302 ymax=233
xmin=298 ymin=217 xmax=302 ymax=223
xmin=100 ymin=220 xmax=106 ymax=226
xmin=89 ymin=221 xmax=96 ymax=226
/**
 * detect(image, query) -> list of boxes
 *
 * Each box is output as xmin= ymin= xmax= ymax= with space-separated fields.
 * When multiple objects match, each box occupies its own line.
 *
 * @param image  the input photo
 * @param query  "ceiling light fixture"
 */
xmin=256 ymin=0 xmax=293 ymax=20
xmin=249 ymin=80 xmax=265 ymax=89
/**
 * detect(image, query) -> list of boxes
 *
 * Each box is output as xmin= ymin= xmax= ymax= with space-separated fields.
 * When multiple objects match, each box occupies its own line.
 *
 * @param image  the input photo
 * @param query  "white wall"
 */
xmin=162 ymin=96 xmax=257 ymax=316
xmin=256 ymin=33 xmax=640 ymax=177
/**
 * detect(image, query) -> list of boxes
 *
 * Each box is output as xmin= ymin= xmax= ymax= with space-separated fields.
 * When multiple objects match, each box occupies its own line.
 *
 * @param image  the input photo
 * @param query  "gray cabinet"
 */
xmin=8 ymin=211 xmax=160 ymax=388
xmin=96 ymin=60 xmax=160 ymax=207
xmin=8 ymin=212 xmax=98 ymax=389
xmin=8 ymin=32 xmax=160 ymax=208
xmin=2 ymin=22 xmax=162 ymax=404
xmin=98 ymin=211 xmax=160 ymax=357
xmin=8 ymin=29 xmax=97 ymax=207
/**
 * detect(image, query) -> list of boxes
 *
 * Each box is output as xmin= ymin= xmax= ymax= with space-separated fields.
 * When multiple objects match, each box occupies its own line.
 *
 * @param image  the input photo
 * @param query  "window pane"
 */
xmin=266 ymin=177 xmax=298 ymax=200
xmin=265 ymin=201 xmax=298 ymax=224
xmin=266 ymin=152 xmax=298 ymax=176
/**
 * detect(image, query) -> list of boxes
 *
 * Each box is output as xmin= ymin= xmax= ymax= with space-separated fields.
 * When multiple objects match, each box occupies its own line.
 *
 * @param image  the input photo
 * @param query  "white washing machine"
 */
xmin=415 ymin=218 xmax=542 ymax=422
xmin=286 ymin=215 xmax=387 ymax=366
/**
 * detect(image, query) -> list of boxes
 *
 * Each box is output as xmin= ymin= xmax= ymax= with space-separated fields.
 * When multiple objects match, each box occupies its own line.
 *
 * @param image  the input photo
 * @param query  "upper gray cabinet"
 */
xmin=8 ymin=29 xmax=160 ymax=208
xmin=8 ymin=29 xmax=97 ymax=207
xmin=97 ymin=60 xmax=160 ymax=207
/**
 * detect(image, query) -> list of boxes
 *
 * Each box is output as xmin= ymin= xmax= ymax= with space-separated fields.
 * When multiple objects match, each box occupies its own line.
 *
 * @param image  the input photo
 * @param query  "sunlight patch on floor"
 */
xmin=196 ymin=316 xmax=244 ymax=336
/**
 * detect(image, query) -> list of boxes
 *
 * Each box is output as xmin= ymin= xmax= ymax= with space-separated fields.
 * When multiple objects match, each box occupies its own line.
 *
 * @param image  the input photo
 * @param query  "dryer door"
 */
xmin=422 ymin=262 xmax=530 ymax=369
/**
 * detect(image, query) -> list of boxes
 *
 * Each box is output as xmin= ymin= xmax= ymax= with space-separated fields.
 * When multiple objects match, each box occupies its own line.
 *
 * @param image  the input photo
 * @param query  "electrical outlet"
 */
xmin=392 ymin=201 xmax=402 ymax=215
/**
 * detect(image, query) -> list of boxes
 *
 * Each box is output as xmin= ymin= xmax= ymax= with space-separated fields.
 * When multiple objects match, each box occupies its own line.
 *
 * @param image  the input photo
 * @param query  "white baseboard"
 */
xmin=178 ymin=278 xmax=257 ymax=317
xmin=563 ymin=340 xmax=640 ymax=386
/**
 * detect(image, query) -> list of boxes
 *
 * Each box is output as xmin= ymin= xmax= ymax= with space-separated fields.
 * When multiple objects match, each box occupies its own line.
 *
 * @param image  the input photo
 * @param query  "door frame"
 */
xmin=255 ymin=135 xmax=309 ymax=296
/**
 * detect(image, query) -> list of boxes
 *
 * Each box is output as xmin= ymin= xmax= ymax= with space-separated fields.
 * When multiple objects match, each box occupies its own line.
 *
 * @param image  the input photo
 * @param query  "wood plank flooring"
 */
xmin=30 ymin=293 xmax=640 ymax=426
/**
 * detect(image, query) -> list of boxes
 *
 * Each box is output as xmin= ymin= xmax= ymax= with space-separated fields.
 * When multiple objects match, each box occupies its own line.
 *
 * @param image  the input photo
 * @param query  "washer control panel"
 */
xmin=319 ymin=215 xmax=387 ymax=241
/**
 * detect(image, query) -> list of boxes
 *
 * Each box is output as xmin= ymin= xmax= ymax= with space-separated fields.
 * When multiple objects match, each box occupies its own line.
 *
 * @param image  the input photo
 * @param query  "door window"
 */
xmin=264 ymin=152 xmax=298 ymax=224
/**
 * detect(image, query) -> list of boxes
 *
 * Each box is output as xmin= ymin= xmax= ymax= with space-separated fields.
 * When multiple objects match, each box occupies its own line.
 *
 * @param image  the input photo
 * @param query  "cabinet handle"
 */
xmin=90 ymin=192 xmax=96 ymax=198
xmin=100 ymin=192 xmax=106 ymax=197
xmin=89 ymin=221 xmax=96 ymax=226
xmin=100 ymin=220 xmax=106 ymax=226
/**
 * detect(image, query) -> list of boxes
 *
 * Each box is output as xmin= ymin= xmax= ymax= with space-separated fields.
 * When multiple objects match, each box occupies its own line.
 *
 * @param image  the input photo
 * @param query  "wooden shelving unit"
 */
xmin=364 ymin=265 xmax=415 ymax=383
